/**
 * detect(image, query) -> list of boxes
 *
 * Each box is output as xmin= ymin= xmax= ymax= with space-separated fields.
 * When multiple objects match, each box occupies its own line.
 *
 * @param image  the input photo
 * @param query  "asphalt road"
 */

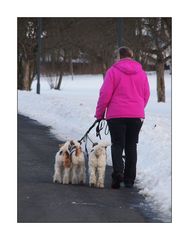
xmin=18 ymin=114 xmax=161 ymax=223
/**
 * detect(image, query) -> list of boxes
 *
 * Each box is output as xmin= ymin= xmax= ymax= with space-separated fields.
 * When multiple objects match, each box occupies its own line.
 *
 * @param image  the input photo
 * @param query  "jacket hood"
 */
xmin=113 ymin=58 xmax=142 ymax=75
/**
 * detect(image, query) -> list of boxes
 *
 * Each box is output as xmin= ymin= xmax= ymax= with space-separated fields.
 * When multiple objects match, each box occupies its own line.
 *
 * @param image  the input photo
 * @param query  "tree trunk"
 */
xmin=29 ymin=60 xmax=35 ymax=90
xmin=102 ymin=63 xmax=107 ymax=79
xmin=23 ymin=60 xmax=30 ymax=90
xmin=18 ymin=55 xmax=23 ymax=90
xmin=69 ymin=51 xmax=74 ymax=80
xmin=22 ymin=60 xmax=35 ymax=90
xmin=55 ymin=71 xmax=63 ymax=90
xmin=156 ymin=62 xmax=165 ymax=102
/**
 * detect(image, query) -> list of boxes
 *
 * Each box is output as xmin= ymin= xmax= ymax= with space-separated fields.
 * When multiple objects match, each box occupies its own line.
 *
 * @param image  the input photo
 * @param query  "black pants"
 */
xmin=107 ymin=118 xmax=143 ymax=184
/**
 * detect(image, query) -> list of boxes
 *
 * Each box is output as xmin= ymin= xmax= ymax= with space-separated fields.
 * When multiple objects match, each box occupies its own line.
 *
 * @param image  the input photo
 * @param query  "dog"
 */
xmin=88 ymin=141 xmax=110 ymax=188
xmin=53 ymin=140 xmax=85 ymax=184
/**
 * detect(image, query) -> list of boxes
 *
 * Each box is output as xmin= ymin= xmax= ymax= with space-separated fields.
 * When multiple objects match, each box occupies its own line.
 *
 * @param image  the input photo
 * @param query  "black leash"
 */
xmin=78 ymin=119 xmax=109 ymax=160
xmin=79 ymin=119 xmax=143 ymax=163
xmin=78 ymin=120 xmax=98 ymax=160
xmin=78 ymin=120 xmax=98 ymax=144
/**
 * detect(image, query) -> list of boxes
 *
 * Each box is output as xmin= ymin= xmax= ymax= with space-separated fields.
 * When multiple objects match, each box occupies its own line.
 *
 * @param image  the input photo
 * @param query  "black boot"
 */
xmin=111 ymin=172 xmax=123 ymax=189
xmin=124 ymin=179 xmax=134 ymax=188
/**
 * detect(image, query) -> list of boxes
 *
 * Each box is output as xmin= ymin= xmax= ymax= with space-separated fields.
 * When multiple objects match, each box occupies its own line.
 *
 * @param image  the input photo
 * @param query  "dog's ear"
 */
xmin=59 ymin=143 xmax=64 ymax=148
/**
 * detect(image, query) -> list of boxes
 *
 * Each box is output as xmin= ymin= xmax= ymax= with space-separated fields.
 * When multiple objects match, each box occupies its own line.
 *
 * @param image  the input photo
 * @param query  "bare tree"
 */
xmin=18 ymin=17 xmax=171 ymax=100
xmin=138 ymin=18 xmax=171 ymax=102
xmin=18 ymin=18 xmax=38 ymax=90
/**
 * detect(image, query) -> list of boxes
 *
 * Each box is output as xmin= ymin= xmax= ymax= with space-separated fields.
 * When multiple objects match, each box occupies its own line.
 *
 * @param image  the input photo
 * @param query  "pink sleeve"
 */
xmin=95 ymin=69 xmax=114 ymax=119
xmin=144 ymin=74 xmax=150 ymax=108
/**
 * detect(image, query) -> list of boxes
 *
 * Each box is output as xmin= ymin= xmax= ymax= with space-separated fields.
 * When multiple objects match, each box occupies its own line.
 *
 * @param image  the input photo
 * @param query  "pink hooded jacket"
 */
xmin=95 ymin=58 xmax=150 ymax=120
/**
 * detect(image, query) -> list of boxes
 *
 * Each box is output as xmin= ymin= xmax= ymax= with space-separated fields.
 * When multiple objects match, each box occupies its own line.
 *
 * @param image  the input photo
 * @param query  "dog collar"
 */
xmin=68 ymin=145 xmax=77 ymax=155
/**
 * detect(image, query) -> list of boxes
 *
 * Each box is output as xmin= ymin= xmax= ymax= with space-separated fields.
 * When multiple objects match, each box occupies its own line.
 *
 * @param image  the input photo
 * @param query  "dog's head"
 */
xmin=92 ymin=141 xmax=111 ymax=149
xmin=58 ymin=141 xmax=74 ymax=168
xmin=91 ymin=141 xmax=110 ymax=157
xmin=60 ymin=140 xmax=82 ymax=158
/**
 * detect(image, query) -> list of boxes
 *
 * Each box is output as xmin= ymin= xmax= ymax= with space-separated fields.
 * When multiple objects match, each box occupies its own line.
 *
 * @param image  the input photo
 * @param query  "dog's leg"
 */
xmin=97 ymin=166 xmax=106 ymax=188
xmin=71 ymin=165 xmax=79 ymax=184
xmin=89 ymin=166 xmax=97 ymax=187
xmin=78 ymin=164 xmax=85 ymax=184
xmin=53 ymin=162 xmax=63 ymax=183
xmin=69 ymin=168 xmax=73 ymax=184
xmin=63 ymin=167 xmax=71 ymax=184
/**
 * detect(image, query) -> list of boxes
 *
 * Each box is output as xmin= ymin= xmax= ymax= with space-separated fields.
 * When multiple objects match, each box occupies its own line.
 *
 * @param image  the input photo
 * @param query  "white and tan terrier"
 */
xmin=53 ymin=140 xmax=85 ymax=184
xmin=88 ymin=141 xmax=110 ymax=188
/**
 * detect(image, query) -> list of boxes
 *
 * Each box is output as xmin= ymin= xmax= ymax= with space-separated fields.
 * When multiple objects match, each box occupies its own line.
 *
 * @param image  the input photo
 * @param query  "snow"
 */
xmin=18 ymin=72 xmax=171 ymax=222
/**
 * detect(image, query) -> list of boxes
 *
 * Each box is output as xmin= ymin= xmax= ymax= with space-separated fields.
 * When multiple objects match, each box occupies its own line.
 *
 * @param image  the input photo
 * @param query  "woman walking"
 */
xmin=95 ymin=47 xmax=150 ymax=189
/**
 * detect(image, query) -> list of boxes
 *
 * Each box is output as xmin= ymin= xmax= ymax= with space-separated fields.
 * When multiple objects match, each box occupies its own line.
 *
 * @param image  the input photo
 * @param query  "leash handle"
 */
xmin=96 ymin=120 xmax=109 ymax=139
xmin=96 ymin=120 xmax=103 ymax=139
xmin=78 ymin=120 xmax=98 ymax=143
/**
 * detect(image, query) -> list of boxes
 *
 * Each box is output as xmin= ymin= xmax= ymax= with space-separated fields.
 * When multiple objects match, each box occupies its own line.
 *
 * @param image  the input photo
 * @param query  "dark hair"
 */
xmin=118 ymin=46 xmax=133 ymax=59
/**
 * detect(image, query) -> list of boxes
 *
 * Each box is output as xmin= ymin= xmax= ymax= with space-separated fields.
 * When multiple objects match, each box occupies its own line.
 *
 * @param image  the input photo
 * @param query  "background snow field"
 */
xmin=18 ymin=72 xmax=171 ymax=222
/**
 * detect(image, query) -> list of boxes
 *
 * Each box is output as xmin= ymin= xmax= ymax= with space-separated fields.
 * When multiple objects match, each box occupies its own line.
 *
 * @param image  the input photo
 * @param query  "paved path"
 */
xmin=18 ymin=114 xmax=160 ymax=223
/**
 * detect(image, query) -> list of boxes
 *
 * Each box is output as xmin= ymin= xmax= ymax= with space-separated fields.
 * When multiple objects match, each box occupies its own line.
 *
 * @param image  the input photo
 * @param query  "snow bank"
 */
xmin=18 ymin=72 xmax=171 ymax=222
